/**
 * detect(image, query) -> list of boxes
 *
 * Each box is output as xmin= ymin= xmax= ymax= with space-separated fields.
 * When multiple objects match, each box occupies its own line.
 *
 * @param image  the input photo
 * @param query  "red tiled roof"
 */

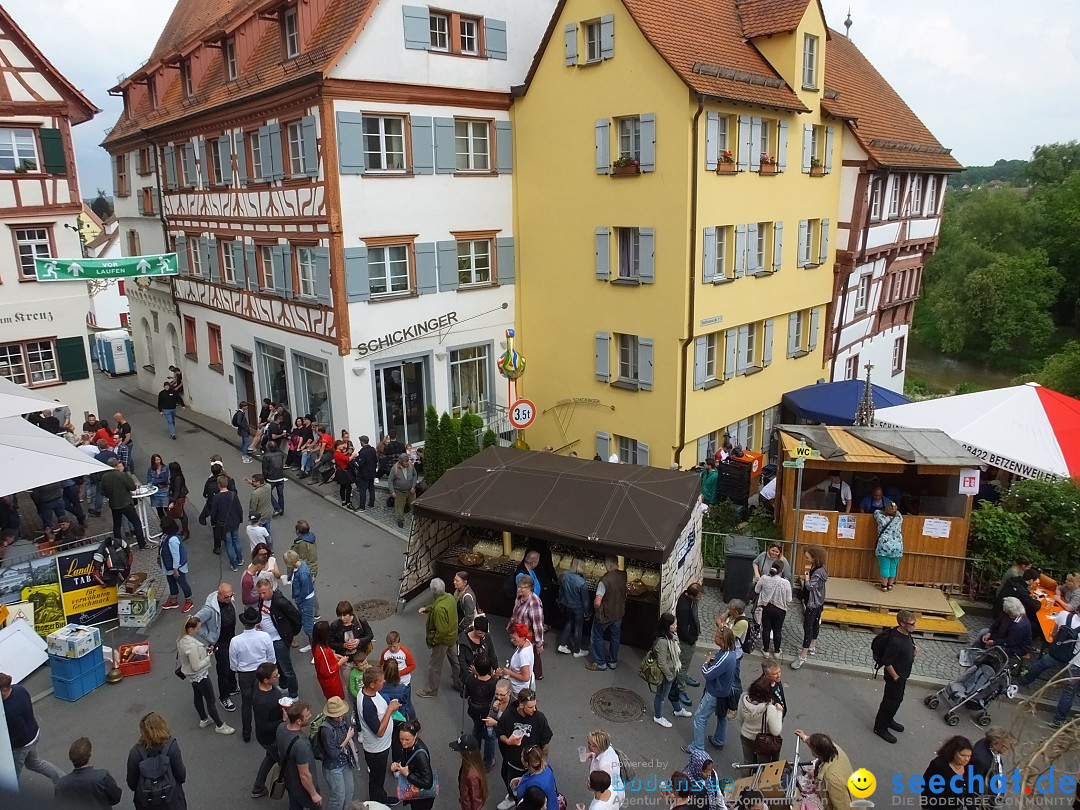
xmin=822 ymin=32 xmax=961 ymax=172
xmin=147 ymin=0 xmax=258 ymax=64
xmin=104 ymin=0 xmax=376 ymax=148
xmin=620 ymin=0 xmax=809 ymax=113
xmin=736 ymin=0 xmax=814 ymax=39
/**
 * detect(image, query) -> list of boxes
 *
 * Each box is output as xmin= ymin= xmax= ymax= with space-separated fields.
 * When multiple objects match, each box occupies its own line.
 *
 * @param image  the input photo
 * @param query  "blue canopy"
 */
xmin=781 ymin=380 xmax=911 ymax=426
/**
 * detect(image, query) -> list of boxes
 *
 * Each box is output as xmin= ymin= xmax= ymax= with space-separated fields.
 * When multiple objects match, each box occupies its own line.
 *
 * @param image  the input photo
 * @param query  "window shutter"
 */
xmin=434 ymin=117 xmax=455 ymax=174
xmin=596 ymin=431 xmax=610 ymax=460
xmin=257 ymin=126 xmax=273 ymax=178
xmin=595 ymin=227 xmax=610 ymax=280
xmin=724 ymin=328 xmax=737 ymax=379
xmin=55 ymin=336 xmax=89 ymax=381
xmin=414 ymin=242 xmax=438 ymax=294
xmin=405 ymin=115 xmax=434 ymax=175
xmin=183 ymin=143 xmax=196 ymax=185
xmin=337 ymin=112 xmax=365 ymax=175
xmin=825 ymin=126 xmax=835 ymax=173
xmin=244 ymin=243 xmax=257 ymax=290
xmin=344 ymin=246 xmax=370 ymax=302
xmin=802 ymin=124 xmax=813 ymax=173
xmin=772 ymin=222 xmax=783 ymax=273
xmin=694 ymin=336 xmax=707 ymax=389
xmin=639 ymin=228 xmax=655 ymax=283
xmin=787 ymin=313 xmax=799 ymax=357
xmin=175 ymin=234 xmax=188 ymax=274
xmin=777 ymin=121 xmax=788 ymax=172
xmin=164 ymin=146 xmax=177 ymax=190
xmin=702 ymin=227 xmax=716 ymax=283
xmin=495 ymin=120 xmax=513 ymax=174
xmin=402 ymin=6 xmax=431 ymax=50
xmin=639 ymin=113 xmax=656 ymax=172
xmin=763 ymin=319 xmax=774 ymax=367
xmin=697 ymin=435 xmax=709 ymax=463
xmin=280 ymin=245 xmax=295 ymax=298
xmin=218 ymin=137 xmax=233 ymax=185
xmin=798 ymin=220 xmax=809 ymax=267
xmin=437 ymin=240 xmax=458 ymax=291
xmin=564 ymin=23 xmax=578 ymax=66
xmin=636 ymin=442 xmax=650 ymax=466
xmin=231 ymin=240 xmax=245 ymax=287
xmin=736 ymin=116 xmax=750 ymax=171
xmin=594 ymin=119 xmax=610 ymax=174
xmin=197 ymin=138 xmax=207 ymax=187
xmin=313 ymin=247 xmax=331 ymax=304
xmin=485 ymin=19 xmax=507 ymax=59
xmin=638 ymin=337 xmax=654 ymax=390
xmin=748 ymin=118 xmax=761 ymax=171
xmin=600 ymin=14 xmax=615 ymax=59
xmin=112 ymin=155 xmax=120 ymax=195
xmin=266 ymin=123 xmax=284 ymax=181
xmin=819 ymin=219 xmax=830 ymax=264
xmin=736 ymin=325 xmax=749 ymax=374
xmin=595 ymin=332 xmax=610 ymax=381
xmin=496 ymin=237 xmax=515 ymax=285
xmin=301 ymin=115 xmax=319 ymax=178
xmin=734 ymin=224 xmax=747 ymax=278
xmin=205 ymin=237 xmax=220 ymax=283
xmin=234 ymin=133 xmax=247 ymax=186
xmin=271 ymin=245 xmax=287 ymax=295
xmin=39 ymin=128 xmax=66 ymax=174
xmin=705 ymin=112 xmax=719 ymax=171
xmin=746 ymin=223 xmax=759 ymax=273
xmin=809 ymin=307 xmax=821 ymax=351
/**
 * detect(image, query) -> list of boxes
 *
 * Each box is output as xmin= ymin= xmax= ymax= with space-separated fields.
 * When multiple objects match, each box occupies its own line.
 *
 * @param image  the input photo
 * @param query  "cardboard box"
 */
xmin=46 ymin=624 xmax=102 ymax=659
xmin=119 ymin=596 xmax=157 ymax=628
xmin=122 ymin=572 xmax=149 ymax=594
xmin=118 ymin=582 xmax=156 ymax=618
xmin=725 ymin=761 xmax=787 ymax=802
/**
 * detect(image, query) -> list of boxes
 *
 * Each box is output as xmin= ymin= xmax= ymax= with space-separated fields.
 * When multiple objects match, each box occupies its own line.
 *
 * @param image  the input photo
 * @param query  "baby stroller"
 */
xmin=923 ymin=646 xmax=1017 ymax=727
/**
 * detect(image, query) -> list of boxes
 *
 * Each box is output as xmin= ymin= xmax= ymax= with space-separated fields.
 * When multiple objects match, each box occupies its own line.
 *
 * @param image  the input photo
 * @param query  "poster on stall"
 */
xmin=922 ymin=518 xmax=952 ymax=539
xmin=56 ymin=545 xmax=118 ymax=626
xmin=801 ymin=513 xmax=829 ymax=533
xmin=20 ymin=585 xmax=64 ymax=637
xmin=959 ymin=468 xmax=981 ymax=495
xmin=837 ymin=514 xmax=856 ymax=540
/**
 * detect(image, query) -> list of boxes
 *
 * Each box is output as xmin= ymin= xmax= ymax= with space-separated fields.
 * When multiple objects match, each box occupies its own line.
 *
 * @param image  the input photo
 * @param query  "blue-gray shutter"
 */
xmin=777 ymin=121 xmax=788 ymax=172
xmin=734 ymin=224 xmax=747 ymax=278
xmin=434 ymin=117 xmax=455 ymax=174
xmin=271 ymin=245 xmax=287 ymax=295
xmin=595 ymin=332 xmax=610 ymax=381
xmin=234 ymin=132 xmax=247 ymax=186
xmin=639 ymin=113 xmax=656 ymax=172
xmin=772 ymin=222 xmax=783 ymax=273
xmin=595 ymin=228 xmax=610 ymax=280
xmin=798 ymin=220 xmax=809 ymax=267
xmin=485 ymin=19 xmax=507 ymax=60
xmin=496 ymin=237 xmax=515 ymax=285
xmin=415 ymin=242 xmax=438 ymax=294
xmin=206 ymin=237 xmax=220 ymax=283
xmin=266 ymin=122 xmax=283 ymax=181
xmin=825 ymin=126 xmax=835 ymax=173
xmin=280 ymin=245 xmax=294 ymax=297
xmin=495 ymin=121 xmax=513 ymax=173
xmin=596 ymin=431 xmax=610 ymax=459
xmin=736 ymin=325 xmax=748 ymax=374
xmin=819 ymin=219 xmax=830 ymax=264
xmin=705 ymin=112 xmax=719 ymax=171
xmin=639 ymin=227 xmax=655 ymax=283
xmin=638 ymin=338 xmax=654 ymax=391
xmin=164 ymin=146 xmax=177 ymax=190
xmin=724 ymin=328 xmax=737 ymax=379
xmin=218 ymin=137 xmax=233 ymax=185
xmin=787 ymin=313 xmax=799 ymax=357
xmin=746 ymin=223 xmax=759 ymax=273
xmin=174 ymin=233 xmax=187 ymax=273
xmin=312 ymin=247 xmax=331 ymax=304
xmin=231 ymin=240 xmax=245 ymax=287
xmin=809 ymin=307 xmax=821 ymax=351
xmin=600 ymin=14 xmax=614 ymax=59
xmin=301 ymin=115 xmax=318 ymax=178
xmin=257 ymin=126 xmax=272 ymax=179
xmin=748 ymin=119 xmax=761 ymax=171
xmin=437 ymin=240 xmax=458 ymax=291
xmin=595 ymin=119 xmax=609 ymax=174
xmin=697 ymin=435 xmax=709 ymax=463
xmin=694 ymin=336 xmax=707 ymax=389
xmin=737 ymin=116 xmax=750 ymax=171
xmin=636 ymin=442 xmax=650 ymax=466
xmin=702 ymin=227 xmax=716 ymax=283
xmin=411 ymin=116 xmax=434 ymax=175
xmin=763 ymin=319 xmax=774 ymax=366
xmin=564 ymin=24 xmax=578 ymax=66
xmin=244 ymin=243 xmax=257 ymax=291
xmin=802 ymin=124 xmax=813 ymax=173
xmin=336 ymin=113 xmax=365 ymax=175
xmin=197 ymin=139 xmax=207 ymax=187
xmin=183 ymin=142 xmax=196 ymax=185
xmin=402 ymin=6 xmax=430 ymax=50
xmin=344 ymin=246 xmax=369 ymax=302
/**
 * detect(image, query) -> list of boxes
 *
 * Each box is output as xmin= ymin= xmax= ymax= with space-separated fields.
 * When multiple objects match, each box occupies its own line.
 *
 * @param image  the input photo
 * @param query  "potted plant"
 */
xmin=611 ymin=155 xmax=641 ymax=176
xmin=758 ymin=153 xmax=777 ymax=175
xmin=716 ymin=150 xmax=737 ymax=174
xmin=810 ymin=157 xmax=825 ymax=176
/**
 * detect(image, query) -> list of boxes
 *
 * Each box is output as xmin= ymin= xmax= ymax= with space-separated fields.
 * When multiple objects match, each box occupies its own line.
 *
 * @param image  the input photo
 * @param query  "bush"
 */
xmin=459 ymin=413 xmax=482 ymax=460
xmin=440 ymin=413 xmax=461 ymax=469
xmin=1002 ymin=478 xmax=1080 ymax=574
xmin=969 ymin=501 xmax=1038 ymax=582
xmin=746 ymin=506 xmax=782 ymax=540
xmin=703 ymin=500 xmax=742 ymax=535
xmin=482 ymin=429 xmax=498 ymax=448
xmin=904 ymin=375 xmax=931 ymax=397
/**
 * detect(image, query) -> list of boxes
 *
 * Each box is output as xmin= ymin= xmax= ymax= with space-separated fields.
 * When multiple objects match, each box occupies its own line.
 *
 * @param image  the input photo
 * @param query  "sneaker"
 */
xmin=242 ymin=457 xmax=254 ymax=464
xmin=678 ymin=692 xmax=692 ymax=706
xmin=215 ymin=723 xmax=236 ymax=735
xmin=791 ymin=657 xmax=805 ymax=670
xmin=573 ymin=650 xmax=589 ymax=658
xmin=162 ymin=599 xmax=179 ymax=610
xmin=557 ymin=645 xmax=572 ymax=655
xmin=383 ymin=801 xmax=400 ymax=808
xmin=251 ymin=787 xmax=269 ymax=799
xmin=653 ymin=716 xmax=673 ymax=728
xmin=182 ymin=600 xmax=194 ymax=613
xmin=585 ymin=662 xmax=607 ymax=671
xmin=231 ymin=565 xmax=240 ymax=572
xmin=685 ymin=677 xmax=701 ymax=687
xmin=221 ymin=698 xmax=236 ymax=712
xmin=498 ymin=796 xmax=517 ymax=810
xmin=608 ymin=663 xmax=618 ymax=670
xmin=299 ymin=645 xmax=311 ymax=653
xmin=416 ymin=689 xmax=437 ymax=698
xmin=673 ymin=708 xmax=693 ymax=717
xmin=809 ymin=647 xmax=818 ymax=656
xmin=199 ymin=718 xmax=214 ymax=728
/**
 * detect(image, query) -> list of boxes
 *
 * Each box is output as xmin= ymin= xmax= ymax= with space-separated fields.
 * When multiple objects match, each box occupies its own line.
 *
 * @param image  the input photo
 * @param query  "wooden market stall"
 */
xmin=400 ymin=447 xmax=704 ymax=650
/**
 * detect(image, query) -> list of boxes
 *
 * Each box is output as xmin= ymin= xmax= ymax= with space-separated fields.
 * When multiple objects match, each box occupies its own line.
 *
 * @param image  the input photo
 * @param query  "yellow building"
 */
xmin=78 ymin=204 xmax=105 ymax=246
xmin=514 ymin=0 xmax=843 ymax=467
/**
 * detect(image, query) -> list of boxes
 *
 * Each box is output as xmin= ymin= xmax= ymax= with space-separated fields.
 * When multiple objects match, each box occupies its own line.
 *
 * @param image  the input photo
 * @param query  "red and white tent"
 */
xmin=876 ymin=382 xmax=1080 ymax=481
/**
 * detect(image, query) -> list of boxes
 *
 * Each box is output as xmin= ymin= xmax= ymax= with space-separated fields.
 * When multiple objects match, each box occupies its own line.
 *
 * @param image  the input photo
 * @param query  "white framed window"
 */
xmin=450 ymin=345 xmax=490 ymax=416
xmin=892 ymin=273 xmax=904 ymax=301
xmin=221 ymin=241 xmax=236 ymax=284
xmin=743 ymin=322 xmax=758 ymax=367
xmin=617 ymin=333 xmax=639 ymax=383
xmin=855 ymin=275 xmax=871 ymax=312
xmin=429 ymin=12 xmax=449 ymax=51
xmin=180 ymin=60 xmax=193 ymax=97
xmin=224 ymin=37 xmax=238 ymax=81
xmin=585 ymin=20 xmax=602 ymax=62
xmin=0 ymin=128 xmax=39 ymax=173
xmin=0 ymin=340 xmax=58 ymax=386
xmin=715 ymin=225 xmax=730 ymax=279
xmin=716 ymin=115 xmax=730 ymax=155
xmin=283 ymin=7 xmax=300 ymax=58
xmin=368 ymin=245 xmax=410 ymax=296
xmin=803 ymin=34 xmax=818 ymax=88
xmin=459 ymin=17 xmax=479 ymax=55
xmin=249 ymin=131 xmax=264 ymax=181
xmin=189 ymin=238 xmax=204 ymax=277
xmin=210 ymin=138 xmax=224 ymax=184
xmin=454 ymin=120 xmax=490 ymax=171
xmin=286 ymin=121 xmax=306 ymax=176
xmin=888 ymin=178 xmax=901 ymax=218
xmin=616 ymin=435 xmax=639 ymax=464
xmin=726 ymin=416 xmax=755 ymax=454
xmin=799 ymin=221 xmax=815 ymax=267
xmin=259 ymin=244 xmax=275 ymax=291
xmin=844 ymin=354 xmax=859 ymax=381
xmin=14 ymin=227 xmax=50 ymax=279
xmin=457 ymin=239 xmax=492 ymax=286
xmin=297 ymin=247 xmax=317 ymax=297
xmin=617 ymin=116 xmax=641 ymax=161
xmin=910 ymin=176 xmax=923 ymax=214
xmin=180 ymin=147 xmax=194 ymax=186
xmin=870 ymin=181 xmax=883 ymax=220
xmin=793 ymin=310 xmax=806 ymax=349
xmin=362 ymin=116 xmax=405 ymax=172
xmin=148 ymin=78 xmax=158 ymax=110
xmin=704 ymin=333 xmax=719 ymax=381
xmin=892 ymin=336 xmax=906 ymax=373
xmin=925 ymin=176 xmax=938 ymax=215
xmin=617 ymin=227 xmax=640 ymax=279
xmin=755 ymin=222 xmax=767 ymax=271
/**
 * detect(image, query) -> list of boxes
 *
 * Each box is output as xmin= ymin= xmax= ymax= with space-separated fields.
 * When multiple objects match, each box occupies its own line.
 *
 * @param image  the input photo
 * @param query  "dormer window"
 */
xmin=802 ymin=34 xmax=818 ymax=90
xmin=147 ymin=77 xmax=158 ymax=109
xmin=283 ymin=7 xmax=300 ymax=59
xmin=224 ymin=37 xmax=238 ymax=81
xmin=180 ymin=60 xmax=193 ymax=97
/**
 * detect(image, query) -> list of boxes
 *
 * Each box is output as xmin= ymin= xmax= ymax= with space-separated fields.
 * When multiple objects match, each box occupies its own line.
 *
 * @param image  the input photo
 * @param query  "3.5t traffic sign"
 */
xmin=509 ymin=399 xmax=536 ymax=429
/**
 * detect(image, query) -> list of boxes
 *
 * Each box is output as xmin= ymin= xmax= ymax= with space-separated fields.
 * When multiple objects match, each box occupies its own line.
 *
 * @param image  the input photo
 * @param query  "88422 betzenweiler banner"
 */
xmin=56 ymin=545 xmax=118 ymax=626
xmin=35 ymin=254 xmax=178 ymax=282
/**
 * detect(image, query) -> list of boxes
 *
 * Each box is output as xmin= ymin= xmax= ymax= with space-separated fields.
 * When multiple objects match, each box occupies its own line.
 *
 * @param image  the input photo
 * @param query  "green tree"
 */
xmin=1033 ymin=341 xmax=1080 ymax=397
xmin=440 ymin=413 xmax=461 ymax=469
xmin=1025 ymin=140 xmax=1080 ymax=186
xmin=1033 ymin=170 xmax=1080 ymax=323
xmin=458 ymin=413 xmax=481 ymax=460
xmin=89 ymin=189 xmax=113 ymax=221
xmin=423 ymin=405 xmax=444 ymax=485
xmin=482 ymin=429 xmax=498 ymax=448
xmin=1002 ymin=478 xmax=1080 ymax=573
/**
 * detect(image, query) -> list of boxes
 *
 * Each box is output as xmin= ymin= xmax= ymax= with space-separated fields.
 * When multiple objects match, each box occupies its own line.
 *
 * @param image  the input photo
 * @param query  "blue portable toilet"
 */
xmin=97 ymin=330 xmax=134 ymax=376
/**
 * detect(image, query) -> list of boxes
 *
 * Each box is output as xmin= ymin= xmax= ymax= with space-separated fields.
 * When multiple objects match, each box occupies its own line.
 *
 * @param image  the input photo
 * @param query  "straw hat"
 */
xmin=323 ymin=696 xmax=349 ymax=718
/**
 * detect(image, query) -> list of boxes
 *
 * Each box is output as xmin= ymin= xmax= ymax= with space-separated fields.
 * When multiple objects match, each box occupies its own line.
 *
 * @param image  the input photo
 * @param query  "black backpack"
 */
xmin=870 ymin=627 xmax=897 ymax=677
xmin=1049 ymin=613 xmax=1080 ymax=663
xmin=231 ymin=410 xmax=242 ymax=428
xmin=137 ymin=740 xmax=177 ymax=807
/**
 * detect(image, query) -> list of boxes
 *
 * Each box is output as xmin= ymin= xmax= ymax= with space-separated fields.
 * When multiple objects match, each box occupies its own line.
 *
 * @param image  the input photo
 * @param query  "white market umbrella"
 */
xmin=0 ymin=416 xmax=108 ymax=494
xmin=0 ymin=375 xmax=62 ymax=419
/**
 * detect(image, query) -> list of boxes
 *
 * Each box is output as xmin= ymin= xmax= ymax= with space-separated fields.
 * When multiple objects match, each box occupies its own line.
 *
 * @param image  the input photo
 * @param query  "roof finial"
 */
xmin=854 ymin=362 xmax=875 ymax=427
xmin=844 ymin=7 xmax=853 ymax=38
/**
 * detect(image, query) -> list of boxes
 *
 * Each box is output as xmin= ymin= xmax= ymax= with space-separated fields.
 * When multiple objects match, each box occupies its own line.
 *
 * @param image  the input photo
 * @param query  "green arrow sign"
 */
xmin=34 ymin=254 xmax=179 ymax=282
xmin=782 ymin=458 xmax=805 ymax=469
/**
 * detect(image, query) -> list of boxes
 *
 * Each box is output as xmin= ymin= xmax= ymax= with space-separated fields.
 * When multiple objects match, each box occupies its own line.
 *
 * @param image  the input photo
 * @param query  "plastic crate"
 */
xmin=49 ymin=652 xmax=103 ymax=681
xmin=52 ymin=658 xmax=106 ymax=702
xmin=118 ymin=643 xmax=151 ymax=676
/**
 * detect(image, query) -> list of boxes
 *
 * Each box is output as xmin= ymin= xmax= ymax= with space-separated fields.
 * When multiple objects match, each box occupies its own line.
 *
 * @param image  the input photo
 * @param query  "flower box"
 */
xmin=716 ymin=163 xmax=737 ymax=174
xmin=611 ymin=164 xmax=641 ymax=177
xmin=758 ymin=164 xmax=777 ymax=175
xmin=810 ymin=166 xmax=825 ymax=177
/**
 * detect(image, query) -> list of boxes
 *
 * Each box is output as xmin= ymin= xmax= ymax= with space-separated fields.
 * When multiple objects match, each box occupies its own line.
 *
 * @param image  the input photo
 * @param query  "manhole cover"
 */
xmin=590 ymin=687 xmax=646 ymax=723
xmin=354 ymin=599 xmax=396 ymax=621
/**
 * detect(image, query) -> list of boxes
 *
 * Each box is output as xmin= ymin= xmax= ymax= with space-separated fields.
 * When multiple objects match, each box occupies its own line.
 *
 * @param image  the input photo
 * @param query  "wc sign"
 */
xmin=959 ymin=468 xmax=981 ymax=495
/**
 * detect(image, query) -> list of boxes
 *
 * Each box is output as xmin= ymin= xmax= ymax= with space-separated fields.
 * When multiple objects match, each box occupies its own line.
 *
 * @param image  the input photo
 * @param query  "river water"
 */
xmin=906 ymin=341 xmax=1017 ymax=393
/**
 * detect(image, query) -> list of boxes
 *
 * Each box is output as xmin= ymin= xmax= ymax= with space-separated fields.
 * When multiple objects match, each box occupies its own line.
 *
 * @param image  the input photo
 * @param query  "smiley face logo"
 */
xmin=848 ymin=769 xmax=876 ymax=799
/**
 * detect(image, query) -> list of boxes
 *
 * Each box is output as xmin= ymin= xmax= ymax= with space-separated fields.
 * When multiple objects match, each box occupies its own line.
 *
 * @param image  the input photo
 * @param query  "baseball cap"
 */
xmin=250 ymin=514 xmax=260 ymax=521
xmin=449 ymin=732 xmax=479 ymax=752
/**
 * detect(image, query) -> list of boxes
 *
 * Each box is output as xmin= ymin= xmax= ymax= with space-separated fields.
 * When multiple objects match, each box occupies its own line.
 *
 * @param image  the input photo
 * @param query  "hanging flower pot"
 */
xmin=716 ymin=162 xmax=737 ymax=174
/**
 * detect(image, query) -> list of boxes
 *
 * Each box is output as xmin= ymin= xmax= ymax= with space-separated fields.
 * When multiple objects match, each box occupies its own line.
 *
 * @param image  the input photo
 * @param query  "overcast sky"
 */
xmin=5 ymin=0 xmax=1079 ymax=197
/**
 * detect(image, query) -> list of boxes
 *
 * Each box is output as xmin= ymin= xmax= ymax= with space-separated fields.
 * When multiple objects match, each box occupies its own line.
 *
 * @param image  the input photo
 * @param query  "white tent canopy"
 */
xmin=0 ymin=376 xmax=62 ymax=419
xmin=0 ymin=416 xmax=108 ymax=495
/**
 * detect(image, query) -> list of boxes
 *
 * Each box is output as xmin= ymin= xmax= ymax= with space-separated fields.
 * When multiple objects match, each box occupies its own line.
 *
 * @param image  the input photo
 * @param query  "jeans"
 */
xmin=254 ymin=742 xmax=277 ymax=791
xmin=166 ymin=570 xmax=192 ymax=599
xmin=801 ymin=605 xmax=823 ymax=649
xmin=691 ymin=691 xmax=720 ymax=751
xmin=238 ymin=669 xmax=258 ymax=738
xmin=162 ymin=408 xmax=177 ymax=437
xmin=37 ymin=497 xmax=66 ymax=530
xmin=274 ymin=638 xmax=298 ymax=698
xmin=356 ymin=477 xmax=376 ymax=509
xmin=112 ymin=504 xmax=147 ymax=547
xmin=470 ymin=711 xmax=497 ymax=769
xmin=1021 ymin=658 xmax=1079 ymax=723
xmin=300 ymin=451 xmax=313 ymax=473
xmin=322 ymin=764 xmax=354 ymax=810
xmin=224 ymin=528 xmax=242 ymax=568
xmin=591 ymin=619 xmax=622 ymax=668
xmin=363 ymin=747 xmax=391 ymax=803
xmin=654 ymin=677 xmax=681 ymax=719
xmin=270 ymin=481 xmax=285 ymax=513
xmin=761 ymin=604 xmax=786 ymax=653
xmin=192 ymin=677 xmax=223 ymax=726
xmin=87 ymin=477 xmax=102 ymax=513
xmin=13 ymin=736 xmax=65 ymax=783
xmin=214 ymin=641 xmax=237 ymax=697
xmin=240 ymin=434 xmax=252 ymax=457
xmin=559 ymin=609 xmax=585 ymax=653
xmin=299 ymin=597 xmax=315 ymax=643
xmin=63 ymin=484 xmax=86 ymax=524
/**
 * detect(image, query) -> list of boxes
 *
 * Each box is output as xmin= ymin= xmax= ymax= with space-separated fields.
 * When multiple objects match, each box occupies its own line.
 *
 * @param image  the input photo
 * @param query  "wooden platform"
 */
xmin=823 ymin=577 xmax=956 ymax=618
xmin=821 ymin=607 xmax=968 ymax=639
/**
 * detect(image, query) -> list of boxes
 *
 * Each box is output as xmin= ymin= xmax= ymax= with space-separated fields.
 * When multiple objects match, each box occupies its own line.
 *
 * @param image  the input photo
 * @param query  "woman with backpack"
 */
xmin=649 ymin=612 xmax=693 ymax=728
xmin=874 ymin=503 xmax=904 ymax=591
xmin=318 ymin=696 xmax=355 ymax=810
xmin=125 ymin=712 xmax=188 ymax=809
xmin=791 ymin=546 xmax=828 ymax=671
xmin=159 ymin=516 xmax=192 ymax=612
xmin=176 ymin=616 xmax=235 ymax=736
